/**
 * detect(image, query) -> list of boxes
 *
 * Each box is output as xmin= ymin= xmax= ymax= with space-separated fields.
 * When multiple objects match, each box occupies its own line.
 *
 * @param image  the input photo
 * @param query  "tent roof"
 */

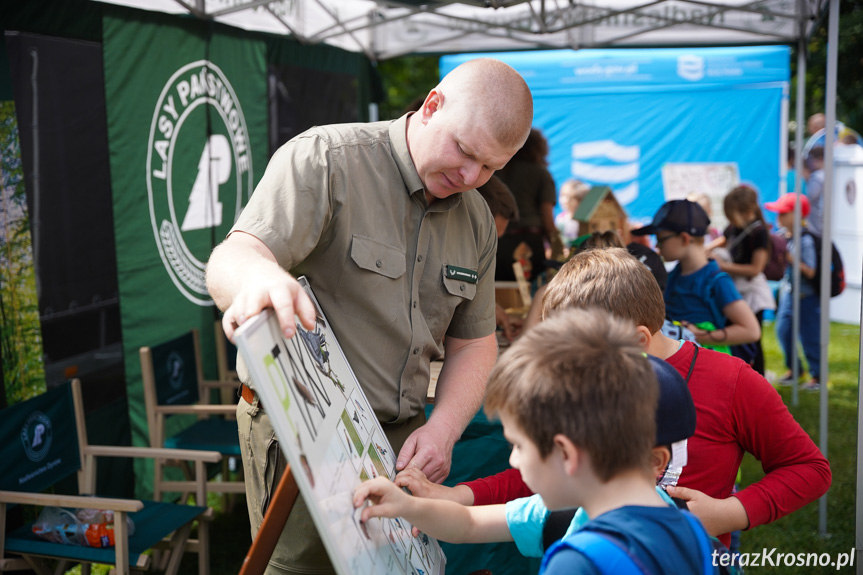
xmin=94 ymin=0 xmax=825 ymax=60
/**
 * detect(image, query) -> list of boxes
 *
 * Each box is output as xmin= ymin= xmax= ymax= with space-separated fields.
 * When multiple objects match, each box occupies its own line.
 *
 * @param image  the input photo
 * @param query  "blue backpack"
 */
xmin=539 ymin=510 xmax=717 ymax=575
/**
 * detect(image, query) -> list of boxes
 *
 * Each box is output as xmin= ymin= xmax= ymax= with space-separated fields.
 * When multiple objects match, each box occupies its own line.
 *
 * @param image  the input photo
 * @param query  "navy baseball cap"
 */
xmin=647 ymin=354 xmax=697 ymax=446
xmin=631 ymin=199 xmax=710 ymax=237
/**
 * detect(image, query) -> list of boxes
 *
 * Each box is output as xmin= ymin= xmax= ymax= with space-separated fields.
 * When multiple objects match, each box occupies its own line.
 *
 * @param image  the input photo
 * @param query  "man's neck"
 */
xmin=579 ymin=468 xmax=666 ymax=519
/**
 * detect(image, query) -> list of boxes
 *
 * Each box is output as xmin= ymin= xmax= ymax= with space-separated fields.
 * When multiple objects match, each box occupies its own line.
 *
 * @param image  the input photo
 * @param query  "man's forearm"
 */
xmin=206 ymin=233 xmax=280 ymax=311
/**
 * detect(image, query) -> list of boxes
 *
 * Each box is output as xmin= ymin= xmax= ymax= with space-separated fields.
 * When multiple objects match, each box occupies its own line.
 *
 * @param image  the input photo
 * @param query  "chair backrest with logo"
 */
xmin=140 ymin=330 xmax=242 ymax=501
xmin=0 ymin=383 xmax=83 ymax=495
xmin=146 ymin=330 xmax=202 ymax=410
xmin=0 ymin=379 xmax=219 ymax=575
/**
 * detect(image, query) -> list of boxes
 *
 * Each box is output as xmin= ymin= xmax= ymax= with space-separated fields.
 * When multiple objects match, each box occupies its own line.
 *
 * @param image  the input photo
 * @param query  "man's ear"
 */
xmin=553 ymin=434 xmax=580 ymax=475
xmin=421 ymin=89 xmax=443 ymax=123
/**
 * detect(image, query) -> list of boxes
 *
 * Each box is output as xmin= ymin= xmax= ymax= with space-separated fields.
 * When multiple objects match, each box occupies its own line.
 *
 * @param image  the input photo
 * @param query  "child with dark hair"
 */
xmin=708 ymin=185 xmax=776 ymax=374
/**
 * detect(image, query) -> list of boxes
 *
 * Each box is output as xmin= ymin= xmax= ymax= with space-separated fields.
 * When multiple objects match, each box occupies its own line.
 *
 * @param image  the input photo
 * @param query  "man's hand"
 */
xmin=665 ymin=485 xmax=750 ymax=536
xmin=396 ymin=420 xmax=456 ymax=484
xmin=395 ymin=468 xmax=475 ymax=505
xmin=207 ymin=232 xmax=317 ymax=341
xmin=221 ymin=271 xmax=316 ymax=341
xmin=353 ymin=477 xmax=412 ymax=523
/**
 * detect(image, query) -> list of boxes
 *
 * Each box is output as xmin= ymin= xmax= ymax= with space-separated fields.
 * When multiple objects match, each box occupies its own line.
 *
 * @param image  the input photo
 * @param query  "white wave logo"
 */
xmin=571 ymin=141 xmax=640 ymax=205
xmin=677 ymin=55 xmax=704 ymax=81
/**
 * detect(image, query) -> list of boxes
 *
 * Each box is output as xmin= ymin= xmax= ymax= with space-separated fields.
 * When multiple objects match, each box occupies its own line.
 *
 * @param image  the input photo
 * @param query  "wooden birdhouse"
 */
xmin=572 ymin=186 xmax=628 ymax=238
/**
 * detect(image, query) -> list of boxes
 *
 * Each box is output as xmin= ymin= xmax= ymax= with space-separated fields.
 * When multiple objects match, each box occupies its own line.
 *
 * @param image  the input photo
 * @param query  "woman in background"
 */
xmin=495 ymin=128 xmax=560 ymax=282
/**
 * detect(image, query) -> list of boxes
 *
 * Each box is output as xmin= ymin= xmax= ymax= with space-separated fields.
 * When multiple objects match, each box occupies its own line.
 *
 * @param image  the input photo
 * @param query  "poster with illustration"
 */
xmin=234 ymin=277 xmax=445 ymax=575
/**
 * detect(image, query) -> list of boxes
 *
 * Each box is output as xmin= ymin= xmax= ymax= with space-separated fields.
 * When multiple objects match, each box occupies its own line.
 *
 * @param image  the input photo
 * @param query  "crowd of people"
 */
xmin=207 ymin=56 xmax=835 ymax=573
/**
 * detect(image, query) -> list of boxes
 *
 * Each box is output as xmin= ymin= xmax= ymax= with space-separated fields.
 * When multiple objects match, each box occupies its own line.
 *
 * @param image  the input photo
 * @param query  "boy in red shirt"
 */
xmin=400 ymin=247 xmax=831 ymax=548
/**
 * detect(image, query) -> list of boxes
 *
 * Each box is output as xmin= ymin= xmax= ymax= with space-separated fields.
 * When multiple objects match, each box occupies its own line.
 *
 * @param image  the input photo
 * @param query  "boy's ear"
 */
xmin=553 ymin=434 xmax=581 ymax=475
xmin=679 ymin=232 xmax=691 ymax=246
xmin=651 ymin=446 xmax=672 ymax=478
xmin=634 ymin=325 xmax=652 ymax=351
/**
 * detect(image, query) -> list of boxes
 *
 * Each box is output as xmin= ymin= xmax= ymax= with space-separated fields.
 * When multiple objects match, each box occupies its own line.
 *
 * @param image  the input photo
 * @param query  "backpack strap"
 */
xmin=541 ymin=531 xmax=649 ymax=575
xmin=702 ymin=266 xmax=731 ymax=329
xmin=684 ymin=344 xmax=699 ymax=383
xmin=724 ymin=220 xmax=761 ymax=255
xmin=681 ymin=510 xmax=715 ymax=575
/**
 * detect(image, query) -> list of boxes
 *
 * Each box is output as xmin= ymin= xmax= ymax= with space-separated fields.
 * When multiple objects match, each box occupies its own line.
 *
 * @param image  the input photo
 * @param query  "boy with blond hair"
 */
xmin=411 ymin=248 xmax=829 ymax=549
xmin=355 ymin=308 xmax=714 ymax=573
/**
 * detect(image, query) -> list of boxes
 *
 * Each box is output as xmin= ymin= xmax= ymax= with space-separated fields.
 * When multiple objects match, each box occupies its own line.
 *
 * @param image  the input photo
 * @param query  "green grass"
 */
xmin=737 ymin=321 xmax=859 ymax=573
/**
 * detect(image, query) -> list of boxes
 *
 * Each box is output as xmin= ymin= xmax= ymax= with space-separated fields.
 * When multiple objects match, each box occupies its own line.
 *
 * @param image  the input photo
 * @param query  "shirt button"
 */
xmin=401 ymin=390 xmax=408 ymax=397
xmin=459 ymin=284 xmax=465 ymax=292
xmin=417 ymin=255 xmax=423 ymax=262
xmin=413 ymin=348 xmax=420 ymax=355
xmin=376 ymin=260 xmax=382 ymax=268
xmin=413 ymin=301 xmax=417 ymax=308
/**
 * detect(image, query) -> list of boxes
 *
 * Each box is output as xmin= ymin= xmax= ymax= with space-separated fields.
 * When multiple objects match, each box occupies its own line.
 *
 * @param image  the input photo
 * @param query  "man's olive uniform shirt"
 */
xmin=231 ymin=114 xmax=498 ymax=423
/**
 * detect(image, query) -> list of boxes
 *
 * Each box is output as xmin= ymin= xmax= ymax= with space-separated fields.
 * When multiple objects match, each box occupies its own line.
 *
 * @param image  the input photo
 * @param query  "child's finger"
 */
xmin=353 ymin=485 xmax=371 ymax=507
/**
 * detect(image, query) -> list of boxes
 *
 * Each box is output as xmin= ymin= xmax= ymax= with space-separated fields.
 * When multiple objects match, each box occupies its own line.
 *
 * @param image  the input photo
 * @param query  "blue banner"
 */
xmin=442 ymin=46 xmax=790 ymax=224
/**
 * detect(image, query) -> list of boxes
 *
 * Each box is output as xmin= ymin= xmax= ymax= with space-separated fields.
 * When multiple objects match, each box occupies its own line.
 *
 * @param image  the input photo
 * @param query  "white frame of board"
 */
xmin=233 ymin=277 xmax=445 ymax=575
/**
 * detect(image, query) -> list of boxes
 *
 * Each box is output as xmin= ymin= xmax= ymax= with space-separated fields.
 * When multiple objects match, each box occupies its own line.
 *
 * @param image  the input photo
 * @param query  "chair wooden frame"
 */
xmin=214 ymin=320 xmax=240 ymax=385
xmin=0 ymin=379 xmax=221 ymax=575
xmin=140 ymin=329 xmax=244 ymax=502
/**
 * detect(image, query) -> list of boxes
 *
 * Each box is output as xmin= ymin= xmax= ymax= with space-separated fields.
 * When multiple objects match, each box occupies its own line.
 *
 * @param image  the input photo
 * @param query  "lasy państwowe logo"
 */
xmin=147 ymin=61 xmax=253 ymax=306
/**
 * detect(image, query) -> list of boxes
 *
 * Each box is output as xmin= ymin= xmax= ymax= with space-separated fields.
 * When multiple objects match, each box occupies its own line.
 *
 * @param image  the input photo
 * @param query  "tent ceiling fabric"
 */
xmin=93 ymin=0 xmax=825 ymax=60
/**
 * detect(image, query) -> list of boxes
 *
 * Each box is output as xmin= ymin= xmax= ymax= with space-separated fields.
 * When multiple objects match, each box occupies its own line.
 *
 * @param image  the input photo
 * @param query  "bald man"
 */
xmin=807 ymin=112 xmax=825 ymax=136
xmin=207 ymin=58 xmax=533 ymax=574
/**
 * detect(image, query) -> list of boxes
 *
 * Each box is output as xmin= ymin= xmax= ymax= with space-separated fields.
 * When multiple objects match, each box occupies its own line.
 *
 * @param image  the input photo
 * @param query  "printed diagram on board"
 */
xmin=233 ymin=277 xmax=445 ymax=575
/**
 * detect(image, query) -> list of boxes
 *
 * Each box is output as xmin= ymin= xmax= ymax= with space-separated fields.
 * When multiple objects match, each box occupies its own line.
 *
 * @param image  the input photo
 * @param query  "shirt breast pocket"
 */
xmin=336 ymin=235 xmax=407 ymax=326
xmin=435 ymin=264 xmax=477 ymax=324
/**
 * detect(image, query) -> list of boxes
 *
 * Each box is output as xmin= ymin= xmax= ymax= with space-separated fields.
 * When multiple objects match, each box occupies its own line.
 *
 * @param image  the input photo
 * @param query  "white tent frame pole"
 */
xmin=790 ymin=28 xmax=806 ymax=409
xmin=818 ymin=0 xmax=838 ymax=538
xmin=857 ymin=261 xmax=863 ymax=573
xmin=791 ymin=65 xmax=803 ymax=405
xmin=857 ymin=257 xmax=863 ymax=572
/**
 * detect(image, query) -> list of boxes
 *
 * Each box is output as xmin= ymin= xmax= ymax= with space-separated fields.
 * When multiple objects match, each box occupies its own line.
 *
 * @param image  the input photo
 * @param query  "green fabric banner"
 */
xmin=102 ymin=8 xmax=267 ymax=497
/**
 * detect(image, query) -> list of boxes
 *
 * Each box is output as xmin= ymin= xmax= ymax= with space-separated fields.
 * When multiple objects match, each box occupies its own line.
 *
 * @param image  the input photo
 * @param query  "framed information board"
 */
xmin=234 ymin=277 xmax=446 ymax=575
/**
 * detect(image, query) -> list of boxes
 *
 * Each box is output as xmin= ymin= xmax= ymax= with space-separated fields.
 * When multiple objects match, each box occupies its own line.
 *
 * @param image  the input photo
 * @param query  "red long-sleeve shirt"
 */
xmin=461 ymin=343 xmax=832 ymax=547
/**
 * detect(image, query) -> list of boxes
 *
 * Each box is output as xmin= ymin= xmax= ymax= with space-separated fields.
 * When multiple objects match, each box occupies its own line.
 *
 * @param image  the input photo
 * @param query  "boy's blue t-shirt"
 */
xmin=665 ymin=259 xmax=742 ymax=327
xmin=505 ymin=488 xmax=676 ymax=558
xmin=539 ymin=505 xmax=710 ymax=575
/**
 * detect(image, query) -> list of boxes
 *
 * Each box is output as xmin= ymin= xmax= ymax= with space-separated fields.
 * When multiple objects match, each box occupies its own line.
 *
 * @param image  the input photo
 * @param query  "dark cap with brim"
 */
xmin=631 ymin=199 xmax=711 ymax=237
xmin=647 ymin=354 xmax=697 ymax=446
